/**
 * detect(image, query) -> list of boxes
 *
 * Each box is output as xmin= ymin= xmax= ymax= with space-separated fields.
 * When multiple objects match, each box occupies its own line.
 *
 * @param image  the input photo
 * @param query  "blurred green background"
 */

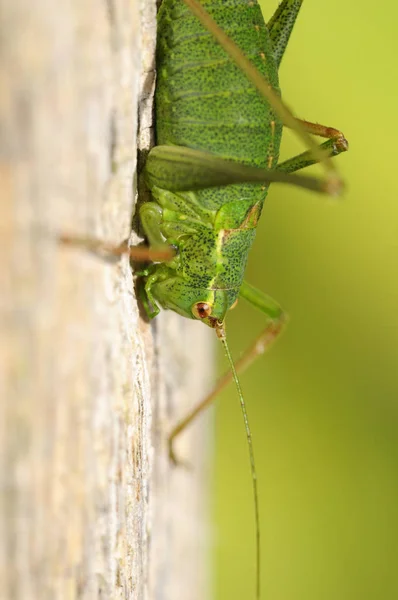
xmin=214 ymin=1 xmax=398 ymax=598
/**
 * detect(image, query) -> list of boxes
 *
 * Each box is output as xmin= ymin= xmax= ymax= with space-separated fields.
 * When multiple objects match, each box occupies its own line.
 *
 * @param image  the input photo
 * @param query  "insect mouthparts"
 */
xmin=215 ymin=321 xmax=226 ymax=340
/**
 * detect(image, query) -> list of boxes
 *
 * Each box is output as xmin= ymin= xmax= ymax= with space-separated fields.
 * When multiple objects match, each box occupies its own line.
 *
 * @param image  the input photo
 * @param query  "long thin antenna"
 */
xmin=218 ymin=327 xmax=261 ymax=600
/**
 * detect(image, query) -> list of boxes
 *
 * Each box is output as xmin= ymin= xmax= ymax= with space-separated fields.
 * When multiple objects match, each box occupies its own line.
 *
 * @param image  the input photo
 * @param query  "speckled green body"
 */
xmin=144 ymin=0 xmax=283 ymax=325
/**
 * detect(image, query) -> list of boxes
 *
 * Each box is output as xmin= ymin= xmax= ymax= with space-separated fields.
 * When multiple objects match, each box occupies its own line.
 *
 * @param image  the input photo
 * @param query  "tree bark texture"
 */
xmin=0 ymin=1 xmax=213 ymax=598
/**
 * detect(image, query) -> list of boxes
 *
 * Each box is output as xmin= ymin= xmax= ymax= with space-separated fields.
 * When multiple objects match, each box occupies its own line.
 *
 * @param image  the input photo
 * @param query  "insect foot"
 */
xmin=168 ymin=435 xmax=193 ymax=470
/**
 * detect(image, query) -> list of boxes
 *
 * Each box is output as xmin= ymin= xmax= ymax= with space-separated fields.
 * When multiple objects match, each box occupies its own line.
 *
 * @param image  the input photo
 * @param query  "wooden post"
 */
xmin=0 ymin=1 xmax=213 ymax=598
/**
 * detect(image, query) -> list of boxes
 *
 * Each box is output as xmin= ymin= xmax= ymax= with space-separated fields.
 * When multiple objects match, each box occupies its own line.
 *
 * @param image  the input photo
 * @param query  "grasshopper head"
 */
xmin=190 ymin=286 xmax=240 ymax=329
xmin=191 ymin=289 xmax=237 ymax=329
xmin=151 ymin=276 xmax=239 ymax=327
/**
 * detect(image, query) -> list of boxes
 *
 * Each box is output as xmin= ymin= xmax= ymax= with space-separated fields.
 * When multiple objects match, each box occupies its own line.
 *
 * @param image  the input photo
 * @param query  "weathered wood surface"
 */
xmin=0 ymin=0 xmax=213 ymax=598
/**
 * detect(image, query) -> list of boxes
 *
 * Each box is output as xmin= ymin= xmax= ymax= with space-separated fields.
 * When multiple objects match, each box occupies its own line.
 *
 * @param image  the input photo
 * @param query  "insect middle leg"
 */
xmin=168 ymin=281 xmax=287 ymax=464
xmin=57 ymin=202 xmax=176 ymax=265
xmin=278 ymin=120 xmax=349 ymax=174
xmin=266 ymin=0 xmax=349 ymax=174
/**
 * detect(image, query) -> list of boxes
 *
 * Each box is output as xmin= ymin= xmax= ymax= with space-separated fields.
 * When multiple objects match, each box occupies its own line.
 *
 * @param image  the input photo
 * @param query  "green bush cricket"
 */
xmin=61 ymin=0 xmax=348 ymax=597
xmin=141 ymin=0 xmax=347 ymax=597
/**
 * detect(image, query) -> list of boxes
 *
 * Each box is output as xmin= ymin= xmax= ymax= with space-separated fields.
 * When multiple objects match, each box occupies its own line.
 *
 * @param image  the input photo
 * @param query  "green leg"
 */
xmin=277 ymin=119 xmax=349 ymax=174
xmin=139 ymin=271 xmax=162 ymax=319
xmin=136 ymin=276 xmax=158 ymax=319
xmin=239 ymin=280 xmax=285 ymax=322
xmin=145 ymin=145 xmax=334 ymax=195
xmin=137 ymin=202 xmax=181 ymax=318
xmin=277 ymin=137 xmax=348 ymax=174
xmin=268 ymin=0 xmax=304 ymax=68
xmin=139 ymin=201 xmax=167 ymax=248
xmin=168 ymin=280 xmax=287 ymax=464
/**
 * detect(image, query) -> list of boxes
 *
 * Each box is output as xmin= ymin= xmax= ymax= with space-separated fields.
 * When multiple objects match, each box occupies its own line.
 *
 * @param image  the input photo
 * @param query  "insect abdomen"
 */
xmin=156 ymin=0 xmax=282 ymax=169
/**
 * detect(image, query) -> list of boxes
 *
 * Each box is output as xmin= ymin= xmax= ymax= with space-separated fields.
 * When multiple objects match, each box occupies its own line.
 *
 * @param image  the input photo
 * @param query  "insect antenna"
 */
xmin=217 ymin=325 xmax=261 ymax=600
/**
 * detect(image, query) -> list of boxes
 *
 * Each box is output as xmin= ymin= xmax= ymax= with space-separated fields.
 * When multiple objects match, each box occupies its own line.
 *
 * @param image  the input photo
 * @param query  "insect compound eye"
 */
xmin=192 ymin=302 xmax=213 ymax=319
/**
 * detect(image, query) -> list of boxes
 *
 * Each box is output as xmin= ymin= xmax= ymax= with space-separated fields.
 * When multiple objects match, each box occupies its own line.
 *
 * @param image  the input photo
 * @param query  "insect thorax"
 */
xmin=147 ymin=185 xmax=265 ymax=322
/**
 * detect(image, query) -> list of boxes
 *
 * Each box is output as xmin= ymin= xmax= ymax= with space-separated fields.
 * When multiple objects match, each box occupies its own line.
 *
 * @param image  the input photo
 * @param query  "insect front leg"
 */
xmin=57 ymin=200 xmax=176 ymax=279
xmin=168 ymin=281 xmax=287 ymax=464
xmin=265 ymin=0 xmax=349 ymax=174
xmin=58 ymin=233 xmax=174 ymax=262
xmin=139 ymin=201 xmax=167 ymax=248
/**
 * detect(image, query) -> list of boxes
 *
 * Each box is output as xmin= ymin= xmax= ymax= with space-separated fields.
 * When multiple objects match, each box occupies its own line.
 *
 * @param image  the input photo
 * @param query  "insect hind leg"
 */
xmin=268 ymin=0 xmax=304 ymax=68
